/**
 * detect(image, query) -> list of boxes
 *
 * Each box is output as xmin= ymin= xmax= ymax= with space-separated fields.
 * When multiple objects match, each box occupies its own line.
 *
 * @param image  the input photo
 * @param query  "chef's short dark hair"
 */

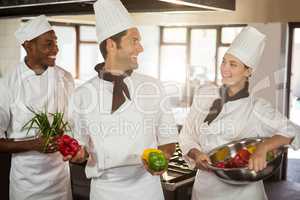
xmin=99 ymin=30 xmax=128 ymax=59
xmin=245 ymin=65 xmax=252 ymax=78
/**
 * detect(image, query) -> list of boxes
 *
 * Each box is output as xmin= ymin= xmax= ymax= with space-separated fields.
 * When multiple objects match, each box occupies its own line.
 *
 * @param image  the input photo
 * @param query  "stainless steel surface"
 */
xmin=0 ymin=0 xmax=222 ymax=18
xmin=0 ymin=0 xmax=94 ymax=9
xmin=162 ymin=175 xmax=195 ymax=191
xmin=161 ymin=144 xmax=196 ymax=191
xmin=207 ymin=137 xmax=284 ymax=185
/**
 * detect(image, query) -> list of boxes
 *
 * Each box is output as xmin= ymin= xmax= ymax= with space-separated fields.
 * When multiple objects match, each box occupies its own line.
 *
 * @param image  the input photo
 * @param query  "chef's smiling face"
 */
xmin=221 ymin=53 xmax=252 ymax=88
xmin=114 ymin=27 xmax=144 ymax=71
xmin=25 ymin=30 xmax=59 ymax=67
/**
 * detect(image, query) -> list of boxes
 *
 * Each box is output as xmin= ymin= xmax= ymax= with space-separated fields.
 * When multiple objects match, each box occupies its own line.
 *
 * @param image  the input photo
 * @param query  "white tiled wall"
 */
xmin=0 ymin=18 xmax=21 ymax=76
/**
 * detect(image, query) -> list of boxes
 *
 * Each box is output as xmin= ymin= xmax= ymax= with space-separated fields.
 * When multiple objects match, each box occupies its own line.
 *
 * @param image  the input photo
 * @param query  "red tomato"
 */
xmin=237 ymin=149 xmax=251 ymax=161
xmin=215 ymin=162 xmax=225 ymax=168
xmin=232 ymin=154 xmax=246 ymax=168
xmin=225 ymin=159 xmax=236 ymax=168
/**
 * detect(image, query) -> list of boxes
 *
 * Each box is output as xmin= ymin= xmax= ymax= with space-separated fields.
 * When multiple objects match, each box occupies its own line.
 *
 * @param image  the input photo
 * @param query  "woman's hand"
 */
xmin=248 ymin=143 xmax=268 ymax=172
xmin=194 ymin=152 xmax=212 ymax=171
xmin=188 ymin=148 xmax=211 ymax=171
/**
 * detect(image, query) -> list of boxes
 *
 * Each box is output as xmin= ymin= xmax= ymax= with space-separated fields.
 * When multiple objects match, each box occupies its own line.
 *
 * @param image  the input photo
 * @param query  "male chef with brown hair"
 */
xmin=65 ymin=0 xmax=178 ymax=199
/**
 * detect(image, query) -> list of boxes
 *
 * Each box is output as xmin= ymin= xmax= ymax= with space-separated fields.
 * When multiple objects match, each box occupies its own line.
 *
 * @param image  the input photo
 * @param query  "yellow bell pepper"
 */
xmin=213 ymin=147 xmax=229 ymax=161
xmin=247 ymin=145 xmax=256 ymax=154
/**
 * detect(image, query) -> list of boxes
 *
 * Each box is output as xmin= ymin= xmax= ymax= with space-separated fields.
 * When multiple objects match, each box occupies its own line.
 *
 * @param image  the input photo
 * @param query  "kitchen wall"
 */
xmin=54 ymin=0 xmax=300 ymax=25
xmin=46 ymin=0 xmax=300 ymax=113
xmin=137 ymin=23 xmax=289 ymax=113
xmin=131 ymin=0 xmax=300 ymax=25
xmin=1 ymin=0 xmax=299 ymax=112
xmin=0 ymin=18 xmax=21 ymax=76
xmin=0 ymin=19 xmax=289 ymax=113
xmin=249 ymin=23 xmax=288 ymax=113
xmin=0 ymin=21 xmax=161 ymax=80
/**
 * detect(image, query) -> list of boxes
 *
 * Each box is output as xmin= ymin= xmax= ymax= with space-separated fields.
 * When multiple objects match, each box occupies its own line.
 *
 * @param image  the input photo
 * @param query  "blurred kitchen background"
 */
xmin=1 ymin=0 xmax=300 ymax=199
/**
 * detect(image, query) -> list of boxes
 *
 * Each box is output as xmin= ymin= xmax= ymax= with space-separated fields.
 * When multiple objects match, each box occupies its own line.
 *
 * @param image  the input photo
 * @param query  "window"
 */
xmin=217 ymin=27 xmax=243 ymax=83
xmin=163 ymin=27 xmax=187 ymax=43
xmin=53 ymin=23 xmax=103 ymax=81
xmin=53 ymin=25 xmax=76 ymax=77
xmin=160 ymin=45 xmax=186 ymax=82
xmin=160 ymin=28 xmax=187 ymax=83
xmin=190 ymin=29 xmax=216 ymax=82
xmin=159 ymin=25 xmax=245 ymax=105
xmin=221 ymin=27 xmax=243 ymax=44
xmin=288 ymin=26 xmax=300 ymax=126
xmin=79 ymin=43 xmax=102 ymax=80
xmin=285 ymin=23 xmax=300 ymax=180
xmin=79 ymin=26 xmax=103 ymax=81
xmin=21 ymin=22 xmax=104 ymax=83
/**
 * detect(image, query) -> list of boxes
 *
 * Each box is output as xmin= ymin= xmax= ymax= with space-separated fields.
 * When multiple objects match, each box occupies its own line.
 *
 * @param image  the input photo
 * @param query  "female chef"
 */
xmin=179 ymin=26 xmax=299 ymax=200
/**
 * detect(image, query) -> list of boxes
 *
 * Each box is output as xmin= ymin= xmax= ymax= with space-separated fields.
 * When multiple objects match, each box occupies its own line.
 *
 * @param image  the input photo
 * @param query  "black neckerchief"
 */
xmin=95 ymin=63 xmax=133 ymax=114
xmin=203 ymin=82 xmax=250 ymax=125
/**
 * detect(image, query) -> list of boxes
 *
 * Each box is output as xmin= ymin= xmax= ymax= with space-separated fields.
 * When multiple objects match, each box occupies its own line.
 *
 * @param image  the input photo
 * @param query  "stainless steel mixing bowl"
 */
xmin=207 ymin=137 xmax=284 ymax=185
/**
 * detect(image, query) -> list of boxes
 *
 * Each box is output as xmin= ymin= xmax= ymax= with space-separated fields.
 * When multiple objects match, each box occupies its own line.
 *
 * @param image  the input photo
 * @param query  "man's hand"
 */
xmin=63 ymin=146 xmax=87 ymax=163
xmin=31 ymin=136 xmax=58 ymax=153
xmin=142 ymin=158 xmax=167 ymax=176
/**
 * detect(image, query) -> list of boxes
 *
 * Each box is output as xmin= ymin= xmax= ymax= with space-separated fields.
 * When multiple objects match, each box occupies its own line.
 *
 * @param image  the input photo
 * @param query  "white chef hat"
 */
xmin=15 ymin=15 xmax=52 ymax=45
xmin=226 ymin=26 xmax=266 ymax=70
xmin=93 ymin=0 xmax=135 ymax=44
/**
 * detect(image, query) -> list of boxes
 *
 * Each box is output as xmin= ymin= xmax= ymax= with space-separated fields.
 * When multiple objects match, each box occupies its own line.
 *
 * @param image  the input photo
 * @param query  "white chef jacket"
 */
xmin=68 ymin=72 xmax=178 ymax=200
xmin=290 ymin=119 xmax=300 ymax=150
xmin=0 ymin=61 xmax=74 ymax=200
xmin=179 ymin=83 xmax=300 ymax=200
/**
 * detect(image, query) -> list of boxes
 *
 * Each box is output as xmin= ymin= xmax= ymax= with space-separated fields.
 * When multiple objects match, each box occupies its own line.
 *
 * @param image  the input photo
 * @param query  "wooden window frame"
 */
xmin=50 ymin=22 xmax=97 ymax=79
xmin=159 ymin=24 xmax=246 ymax=83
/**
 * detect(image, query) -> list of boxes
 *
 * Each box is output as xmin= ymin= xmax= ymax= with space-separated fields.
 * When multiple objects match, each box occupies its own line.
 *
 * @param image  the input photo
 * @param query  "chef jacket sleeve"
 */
xmin=290 ymin=131 xmax=300 ymax=150
xmin=0 ymin=79 xmax=11 ymax=138
xmin=179 ymin=86 xmax=208 ymax=168
xmin=63 ymin=71 xmax=75 ymax=112
xmin=67 ymin=88 xmax=90 ymax=147
xmin=254 ymin=98 xmax=300 ymax=140
xmin=156 ymin=82 xmax=178 ymax=146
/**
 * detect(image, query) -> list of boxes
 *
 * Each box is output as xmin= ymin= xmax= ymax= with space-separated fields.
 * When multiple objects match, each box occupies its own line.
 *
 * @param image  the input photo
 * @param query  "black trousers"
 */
xmin=0 ymin=153 xmax=11 ymax=200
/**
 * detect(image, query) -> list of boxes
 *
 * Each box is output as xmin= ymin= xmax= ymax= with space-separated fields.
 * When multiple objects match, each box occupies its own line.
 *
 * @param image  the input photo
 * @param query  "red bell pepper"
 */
xmin=215 ymin=161 xmax=225 ymax=168
xmin=237 ymin=149 xmax=251 ymax=161
xmin=57 ymin=135 xmax=80 ymax=157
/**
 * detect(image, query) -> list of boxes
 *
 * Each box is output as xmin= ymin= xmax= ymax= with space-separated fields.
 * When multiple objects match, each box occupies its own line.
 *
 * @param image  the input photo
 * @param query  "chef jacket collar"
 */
xmin=94 ymin=62 xmax=133 ymax=81
xmin=220 ymin=81 xmax=250 ymax=103
xmin=95 ymin=62 xmax=132 ymax=113
xmin=203 ymin=82 xmax=249 ymax=125
xmin=21 ymin=58 xmax=52 ymax=78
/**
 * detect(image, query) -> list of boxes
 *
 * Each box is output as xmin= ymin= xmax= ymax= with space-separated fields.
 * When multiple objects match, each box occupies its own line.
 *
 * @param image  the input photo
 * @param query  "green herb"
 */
xmin=22 ymin=107 xmax=70 ymax=152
